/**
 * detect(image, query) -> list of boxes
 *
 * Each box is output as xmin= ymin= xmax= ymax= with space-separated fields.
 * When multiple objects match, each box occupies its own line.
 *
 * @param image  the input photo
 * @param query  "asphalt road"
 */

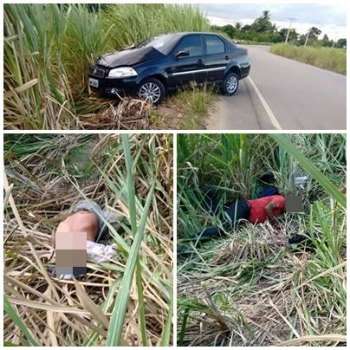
xmin=207 ymin=45 xmax=346 ymax=130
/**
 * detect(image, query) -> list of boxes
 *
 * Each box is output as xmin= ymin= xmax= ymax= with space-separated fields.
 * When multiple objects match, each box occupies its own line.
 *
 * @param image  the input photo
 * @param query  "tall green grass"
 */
xmin=105 ymin=4 xmax=209 ymax=49
xmin=106 ymin=135 xmax=155 ymax=345
xmin=4 ymin=4 xmax=210 ymax=129
xmin=177 ymin=134 xmax=346 ymax=346
xmin=271 ymin=44 xmax=346 ymax=74
xmin=178 ymin=134 xmax=345 ymax=239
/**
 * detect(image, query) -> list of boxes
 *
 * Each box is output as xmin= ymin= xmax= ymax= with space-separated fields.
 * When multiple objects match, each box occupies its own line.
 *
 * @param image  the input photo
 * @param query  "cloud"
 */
xmin=197 ymin=3 xmax=347 ymax=39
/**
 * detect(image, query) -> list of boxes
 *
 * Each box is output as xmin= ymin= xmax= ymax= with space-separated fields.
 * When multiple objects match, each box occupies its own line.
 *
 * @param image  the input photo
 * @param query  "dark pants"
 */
xmin=198 ymin=198 xmax=250 ymax=239
xmin=198 ymin=184 xmax=279 ymax=240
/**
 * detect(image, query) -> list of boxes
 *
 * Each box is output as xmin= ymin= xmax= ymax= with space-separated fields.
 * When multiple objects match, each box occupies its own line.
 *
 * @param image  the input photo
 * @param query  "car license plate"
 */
xmin=89 ymin=78 xmax=99 ymax=88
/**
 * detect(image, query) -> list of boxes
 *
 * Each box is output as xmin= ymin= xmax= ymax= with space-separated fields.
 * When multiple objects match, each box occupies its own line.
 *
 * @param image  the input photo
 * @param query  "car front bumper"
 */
xmin=239 ymin=62 xmax=251 ymax=79
xmin=88 ymin=75 xmax=139 ymax=96
xmin=88 ymin=64 xmax=139 ymax=96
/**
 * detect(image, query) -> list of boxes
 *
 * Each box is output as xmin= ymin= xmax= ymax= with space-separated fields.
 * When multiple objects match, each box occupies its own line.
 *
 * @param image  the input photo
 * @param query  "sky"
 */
xmin=197 ymin=3 xmax=347 ymax=40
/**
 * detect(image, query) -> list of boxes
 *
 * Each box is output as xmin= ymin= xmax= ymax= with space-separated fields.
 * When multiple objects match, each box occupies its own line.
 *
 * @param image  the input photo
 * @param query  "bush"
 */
xmin=271 ymin=44 xmax=346 ymax=74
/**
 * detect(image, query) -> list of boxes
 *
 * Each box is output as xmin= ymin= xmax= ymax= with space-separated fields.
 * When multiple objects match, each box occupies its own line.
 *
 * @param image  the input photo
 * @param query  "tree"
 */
xmin=335 ymin=38 xmax=346 ymax=48
xmin=279 ymin=28 xmax=298 ymax=43
xmin=235 ymin=22 xmax=242 ymax=31
xmin=211 ymin=11 xmax=337 ymax=47
xmin=241 ymin=24 xmax=252 ymax=32
xmin=304 ymin=26 xmax=322 ymax=46
xmin=251 ymin=10 xmax=275 ymax=33
xmin=309 ymin=26 xmax=322 ymax=40
xmin=221 ymin=24 xmax=236 ymax=38
xmin=321 ymin=34 xmax=332 ymax=47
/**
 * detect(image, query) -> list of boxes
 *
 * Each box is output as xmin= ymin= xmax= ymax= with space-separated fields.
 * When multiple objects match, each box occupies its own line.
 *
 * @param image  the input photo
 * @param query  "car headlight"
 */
xmin=108 ymin=67 xmax=138 ymax=78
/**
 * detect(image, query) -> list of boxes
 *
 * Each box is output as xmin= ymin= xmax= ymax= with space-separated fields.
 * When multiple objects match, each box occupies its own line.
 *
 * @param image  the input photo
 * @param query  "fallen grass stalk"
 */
xmin=277 ymin=334 xmax=346 ymax=346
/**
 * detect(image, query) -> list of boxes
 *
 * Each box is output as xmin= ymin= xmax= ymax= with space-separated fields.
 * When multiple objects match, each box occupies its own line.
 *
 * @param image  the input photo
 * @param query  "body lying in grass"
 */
xmin=198 ymin=173 xmax=306 ymax=245
xmin=54 ymin=200 xmax=118 ymax=279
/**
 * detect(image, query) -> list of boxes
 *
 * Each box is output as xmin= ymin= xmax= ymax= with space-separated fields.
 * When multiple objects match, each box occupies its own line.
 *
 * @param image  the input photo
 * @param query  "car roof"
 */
xmin=159 ymin=32 xmax=227 ymax=44
xmin=173 ymin=32 xmax=224 ymax=37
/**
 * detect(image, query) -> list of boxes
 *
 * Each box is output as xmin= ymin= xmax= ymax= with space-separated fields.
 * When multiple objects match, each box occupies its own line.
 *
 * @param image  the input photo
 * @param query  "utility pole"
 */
xmin=304 ymin=29 xmax=310 ymax=47
xmin=285 ymin=17 xmax=296 ymax=44
xmin=332 ymin=30 xmax=339 ymax=48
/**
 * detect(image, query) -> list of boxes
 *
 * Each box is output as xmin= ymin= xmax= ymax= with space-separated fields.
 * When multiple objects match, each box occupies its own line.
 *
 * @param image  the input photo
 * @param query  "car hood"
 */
xmin=97 ymin=46 xmax=164 ymax=67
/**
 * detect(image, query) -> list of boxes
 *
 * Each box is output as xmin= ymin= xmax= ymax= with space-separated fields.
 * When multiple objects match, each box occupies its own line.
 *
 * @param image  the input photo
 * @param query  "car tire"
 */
xmin=137 ymin=78 xmax=166 ymax=105
xmin=221 ymin=72 xmax=239 ymax=96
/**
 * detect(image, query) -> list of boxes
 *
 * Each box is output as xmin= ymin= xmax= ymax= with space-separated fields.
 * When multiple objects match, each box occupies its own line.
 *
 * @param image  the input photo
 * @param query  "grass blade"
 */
xmin=4 ymin=296 xmax=39 ymax=346
xmin=106 ymin=181 xmax=155 ymax=345
xmin=159 ymin=287 xmax=173 ymax=346
xmin=121 ymin=134 xmax=148 ymax=345
xmin=178 ymin=306 xmax=190 ymax=345
xmin=271 ymin=134 xmax=346 ymax=207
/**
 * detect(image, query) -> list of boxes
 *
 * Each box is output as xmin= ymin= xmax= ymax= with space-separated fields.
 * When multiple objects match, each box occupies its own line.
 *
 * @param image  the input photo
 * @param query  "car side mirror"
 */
xmin=176 ymin=50 xmax=190 ymax=59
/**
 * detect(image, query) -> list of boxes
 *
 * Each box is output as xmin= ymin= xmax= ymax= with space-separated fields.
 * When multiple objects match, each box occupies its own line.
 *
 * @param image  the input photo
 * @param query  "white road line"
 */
xmin=247 ymin=76 xmax=282 ymax=130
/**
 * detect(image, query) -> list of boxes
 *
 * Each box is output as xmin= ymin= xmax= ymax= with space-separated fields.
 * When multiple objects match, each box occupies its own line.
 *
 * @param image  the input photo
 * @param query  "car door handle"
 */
xmin=225 ymin=55 xmax=229 ymax=60
xmin=197 ymin=59 xmax=204 ymax=66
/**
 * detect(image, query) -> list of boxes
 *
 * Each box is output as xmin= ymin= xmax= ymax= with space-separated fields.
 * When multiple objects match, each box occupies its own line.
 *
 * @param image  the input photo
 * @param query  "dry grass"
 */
xmin=78 ymin=98 xmax=152 ymax=130
xmin=178 ymin=218 xmax=346 ymax=346
xmin=4 ymin=134 xmax=173 ymax=346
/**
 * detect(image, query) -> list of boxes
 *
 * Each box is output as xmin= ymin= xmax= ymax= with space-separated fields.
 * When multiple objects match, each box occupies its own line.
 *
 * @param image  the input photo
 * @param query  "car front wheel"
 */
xmin=221 ymin=72 xmax=239 ymax=96
xmin=137 ymin=78 xmax=165 ymax=105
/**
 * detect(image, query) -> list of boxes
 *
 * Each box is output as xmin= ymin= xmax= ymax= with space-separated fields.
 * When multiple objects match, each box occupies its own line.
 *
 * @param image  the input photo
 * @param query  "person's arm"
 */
xmin=265 ymin=201 xmax=277 ymax=221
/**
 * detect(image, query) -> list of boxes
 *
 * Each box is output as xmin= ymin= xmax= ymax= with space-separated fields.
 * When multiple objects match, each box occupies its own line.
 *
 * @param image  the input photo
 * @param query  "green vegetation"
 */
xmin=270 ymin=44 xmax=346 ymax=74
xmin=150 ymin=86 xmax=215 ymax=130
xmin=172 ymin=86 xmax=215 ymax=129
xmin=214 ymin=10 xmax=346 ymax=48
xmin=4 ymin=134 xmax=173 ymax=346
xmin=177 ymin=134 xmax=346 ymax=346
xmin=4 ymin=4 xmax=210 ymax=129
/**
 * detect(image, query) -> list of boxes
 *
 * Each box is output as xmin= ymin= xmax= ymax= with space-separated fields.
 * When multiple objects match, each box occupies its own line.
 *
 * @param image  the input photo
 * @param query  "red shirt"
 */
xmin=247 ymin=195 xmax=286 ymax=224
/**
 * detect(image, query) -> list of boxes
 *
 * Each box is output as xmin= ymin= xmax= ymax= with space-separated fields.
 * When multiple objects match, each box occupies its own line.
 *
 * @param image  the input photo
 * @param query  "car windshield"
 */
xmin=135 ymin=34 xmax=178 ymax=54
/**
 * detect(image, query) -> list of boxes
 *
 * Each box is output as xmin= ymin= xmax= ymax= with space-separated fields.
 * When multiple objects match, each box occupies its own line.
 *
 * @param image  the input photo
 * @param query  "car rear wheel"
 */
xmin=221 ymin=72 xmax=239 ymax=96
xmin=137 ymin=78 xmax=165 ymax=105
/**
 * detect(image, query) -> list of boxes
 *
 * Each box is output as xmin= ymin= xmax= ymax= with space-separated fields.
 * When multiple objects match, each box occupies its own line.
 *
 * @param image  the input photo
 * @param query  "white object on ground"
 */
xmin=86 ymin=240 xmax=116 ymax=263
xmin=56 ymin=241 xmax=116 ymax=279
xmin=294 ymin=176 xmax=308 ymax=189
xmin=58 ymin=273 xmax=74 ymax=280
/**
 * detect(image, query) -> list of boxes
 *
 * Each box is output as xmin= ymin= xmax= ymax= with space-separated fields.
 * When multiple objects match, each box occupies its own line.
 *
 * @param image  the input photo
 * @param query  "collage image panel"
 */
xmin=4 ymin=3 xmax=346 ymax=131
xmin=4 ymin=134 xmax=173 ymax=346
xmin=177 ymin=133 xmax=346 ymax=346
xmin=1 ymin=0 xmax=348 ymax=348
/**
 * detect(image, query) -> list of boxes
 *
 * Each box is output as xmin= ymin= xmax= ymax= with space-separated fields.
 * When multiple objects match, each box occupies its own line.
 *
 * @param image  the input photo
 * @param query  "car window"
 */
xmin=205 ymin=35 xmax=225 ymax=55
xmin=175 ymin=35 xmax=203 ymax=57
xmin=135 ymin=34 xmax=179 ymax=54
